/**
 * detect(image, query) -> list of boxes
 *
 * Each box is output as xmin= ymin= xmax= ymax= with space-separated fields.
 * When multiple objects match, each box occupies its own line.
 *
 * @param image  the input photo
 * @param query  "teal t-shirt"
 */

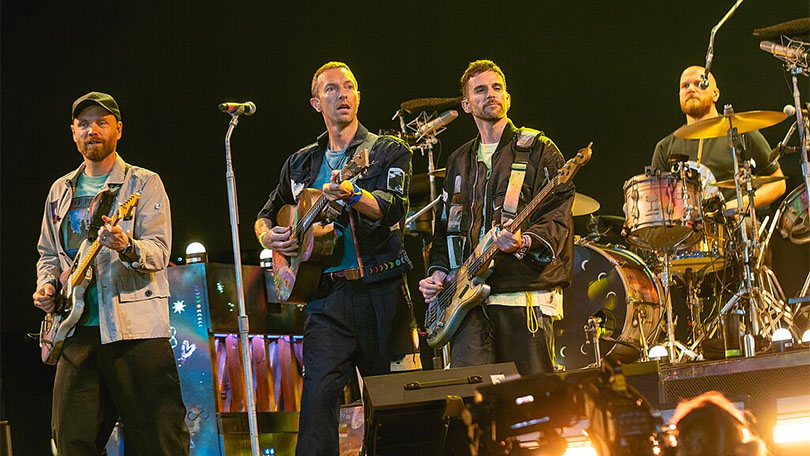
xmin=313 ymin=149 xmax=359 ymax=272
xmin=62 ymin=172 xmax=109 ymax=326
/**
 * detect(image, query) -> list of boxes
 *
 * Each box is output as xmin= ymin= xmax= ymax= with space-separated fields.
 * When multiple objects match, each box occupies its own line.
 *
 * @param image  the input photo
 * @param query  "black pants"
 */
xmin=450 ymin=305 xmax=555 ymax=376
xmin=52 ymin=326 xmax=190 ymax=456
xmin=296 ymin=276 xmax=404 ymax=456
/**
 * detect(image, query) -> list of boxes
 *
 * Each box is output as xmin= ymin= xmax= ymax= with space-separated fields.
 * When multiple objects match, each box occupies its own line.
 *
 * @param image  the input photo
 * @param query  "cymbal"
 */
xmin=715 ymin=175 xmax=787 ymax=189
xmin=674 ymin=110 xmax=787 ymax=139
xmin=573 ymin=193 xmax=600 ymax=216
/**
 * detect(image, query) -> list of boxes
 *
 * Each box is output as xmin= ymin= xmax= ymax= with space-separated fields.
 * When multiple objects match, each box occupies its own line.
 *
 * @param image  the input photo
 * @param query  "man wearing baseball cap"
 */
xmin=33 ymin=91 xmax=189 ymax=454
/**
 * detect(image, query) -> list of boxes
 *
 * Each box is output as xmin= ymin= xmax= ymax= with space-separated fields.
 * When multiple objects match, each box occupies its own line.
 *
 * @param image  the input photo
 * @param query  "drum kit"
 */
xmin=556 ymin=105 xmax=810 ymax=369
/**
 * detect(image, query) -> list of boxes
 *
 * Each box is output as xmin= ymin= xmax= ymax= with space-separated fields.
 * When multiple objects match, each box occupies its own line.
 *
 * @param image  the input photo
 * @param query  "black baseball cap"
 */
xmin=71 ymin=91 xmax=121 ymax=121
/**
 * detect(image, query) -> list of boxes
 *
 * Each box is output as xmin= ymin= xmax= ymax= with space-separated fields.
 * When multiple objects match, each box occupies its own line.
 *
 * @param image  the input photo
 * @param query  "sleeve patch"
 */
xmin=387 ymin=168 xmax=405 ymax=194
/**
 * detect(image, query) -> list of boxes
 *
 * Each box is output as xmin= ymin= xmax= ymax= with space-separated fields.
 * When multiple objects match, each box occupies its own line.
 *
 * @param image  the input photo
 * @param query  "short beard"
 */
xmin=80 ymin=143 xmax=115 ymax=162
xmin=681 ymin=97 xmax=713 ymax=119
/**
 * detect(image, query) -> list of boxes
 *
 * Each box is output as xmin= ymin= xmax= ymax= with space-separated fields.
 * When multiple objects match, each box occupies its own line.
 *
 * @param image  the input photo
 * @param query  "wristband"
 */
xmin=346 ymin=183 xmax=363 ymax=207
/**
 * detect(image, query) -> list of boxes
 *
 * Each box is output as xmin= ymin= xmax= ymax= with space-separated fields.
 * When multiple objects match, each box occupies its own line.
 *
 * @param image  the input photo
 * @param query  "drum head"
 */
xmin=780 ymin=185 xmax=810 ymax=245
xmin=557 ymin=243 xmax=661 ymax=370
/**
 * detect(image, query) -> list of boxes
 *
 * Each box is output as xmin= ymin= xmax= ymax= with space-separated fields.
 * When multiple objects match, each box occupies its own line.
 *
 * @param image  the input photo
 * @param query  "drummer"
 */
xmin=652 ymin=66 xmax=786 ymax=209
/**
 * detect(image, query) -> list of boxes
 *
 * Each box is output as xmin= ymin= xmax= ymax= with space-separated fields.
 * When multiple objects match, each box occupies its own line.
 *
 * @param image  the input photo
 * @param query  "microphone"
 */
xmin=768 ymin=105 xmax=800 ymax=163
xmin=416 ymin=110 xmax=458 ymax=138
xmin=759 ymin=41 xmax=808 ymax=62
xmin=218 ymin=101 xmax=257 ymax=116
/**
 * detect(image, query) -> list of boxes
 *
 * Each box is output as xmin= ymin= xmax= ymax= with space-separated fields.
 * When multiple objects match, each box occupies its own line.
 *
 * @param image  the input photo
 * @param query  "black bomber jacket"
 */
xmin=428 ymin=120 xmax=575 ymax=294
xmin=257 ymin=124 xmax=413 ymax=283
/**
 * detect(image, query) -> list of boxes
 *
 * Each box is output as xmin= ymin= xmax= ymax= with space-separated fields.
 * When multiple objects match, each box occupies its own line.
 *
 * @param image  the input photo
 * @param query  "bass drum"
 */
xmin=556 ymin=242 xmax=662 ymax=370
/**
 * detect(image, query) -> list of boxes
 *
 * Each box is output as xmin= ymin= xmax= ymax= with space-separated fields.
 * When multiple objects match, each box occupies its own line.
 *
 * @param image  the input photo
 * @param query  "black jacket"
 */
xmin=428 ymin=120 xmax=575 ymax=293
xmin=257 ymin=124 xmax=413 ymax=283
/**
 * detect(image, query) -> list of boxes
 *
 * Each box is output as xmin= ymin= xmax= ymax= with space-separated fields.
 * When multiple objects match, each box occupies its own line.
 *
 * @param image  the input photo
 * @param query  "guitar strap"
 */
xmin=502 ymin=127 xmax=542 ymax=222
xmin=345 ymin=132 xmax=379 ymax=279
xmin=446 ymin=176 xmax=465 ymax=269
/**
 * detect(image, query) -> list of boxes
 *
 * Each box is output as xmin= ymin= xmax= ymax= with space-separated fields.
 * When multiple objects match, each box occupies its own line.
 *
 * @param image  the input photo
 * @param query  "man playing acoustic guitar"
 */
xmin=419 ymin=60 xmax=575 ymax=375
xmin=33 ymin=92 xmax=189 ymax=454
xmin=255 ymin=62 xmax=415 ymax=456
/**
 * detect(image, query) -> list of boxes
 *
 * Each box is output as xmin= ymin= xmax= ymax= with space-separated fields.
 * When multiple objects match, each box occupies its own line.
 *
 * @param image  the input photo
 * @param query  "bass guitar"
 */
xmin=273 ymin=148 xmax=370 ymax=302
xmin=425 ymin=144 xmax=593 ymax=348
xmin=40 ymin=192 xmax=140 ymax=365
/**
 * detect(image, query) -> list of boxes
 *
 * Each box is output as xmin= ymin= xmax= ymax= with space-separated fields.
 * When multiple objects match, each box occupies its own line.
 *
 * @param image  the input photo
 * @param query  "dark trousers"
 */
xmin=450 ymin=305 xmax=555 ymax=376
xmin=295 ymin=276 xmax=403 ymax=456
xmin=52 ymin=326 xmax=190 ymax=456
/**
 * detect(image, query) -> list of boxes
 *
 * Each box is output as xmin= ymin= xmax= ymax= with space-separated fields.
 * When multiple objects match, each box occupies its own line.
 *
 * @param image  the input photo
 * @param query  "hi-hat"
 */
xmin=573 ymin=193 xmax=600 ymax=216
xmin=716 ymin=175 xmax=787 ymax=189
xmin=674 ymin=110 xmax=787 ymax=139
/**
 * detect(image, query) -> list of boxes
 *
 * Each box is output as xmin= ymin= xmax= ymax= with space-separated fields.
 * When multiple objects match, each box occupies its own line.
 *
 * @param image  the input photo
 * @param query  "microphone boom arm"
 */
xmin=701 ymin=0 xmax=745 ymax=88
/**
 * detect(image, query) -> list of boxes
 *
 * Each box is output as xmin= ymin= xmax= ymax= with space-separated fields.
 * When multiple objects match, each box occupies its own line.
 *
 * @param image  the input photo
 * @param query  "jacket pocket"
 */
xmin=117 ymin=274 xmax=168 ymax=302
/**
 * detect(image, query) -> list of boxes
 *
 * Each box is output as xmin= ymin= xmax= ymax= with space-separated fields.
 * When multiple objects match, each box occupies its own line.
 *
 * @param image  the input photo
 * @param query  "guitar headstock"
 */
xmin=340 ymin=148 xmax=370 ymax=181
xmin=115 ymin=192 xmax=141 ymax=222
xmin=558 ymin=142 xmax=593 ymax=184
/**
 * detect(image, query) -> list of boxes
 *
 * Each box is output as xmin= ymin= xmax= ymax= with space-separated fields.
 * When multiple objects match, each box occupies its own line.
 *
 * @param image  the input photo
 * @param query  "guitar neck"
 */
xmin=295 ymin=195 xmax=331 ymax=238
xmin=69 ymin=212 xmax=123 ymax=288
xmin=465 ymin=174 xmax=561 ymax=277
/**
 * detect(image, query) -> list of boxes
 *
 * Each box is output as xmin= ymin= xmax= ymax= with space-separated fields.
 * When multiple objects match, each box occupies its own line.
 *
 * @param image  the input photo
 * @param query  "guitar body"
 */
xmin=425 ymin=231 xmax=495 ymax=348
xmin=273 ymin=188 xmax=338 ymax=303
xmin=40 ymin=241 xmax=92 ymax=365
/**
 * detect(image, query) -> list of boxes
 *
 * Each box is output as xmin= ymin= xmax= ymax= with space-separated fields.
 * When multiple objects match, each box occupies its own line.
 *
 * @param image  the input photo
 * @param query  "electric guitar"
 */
xmin=425 ymin=144 xmax=593 ymax=348
xmin=273 ymin=148 xmax=370 ymax=303
xmin=39 ymin=192 xmax=140 ymax=365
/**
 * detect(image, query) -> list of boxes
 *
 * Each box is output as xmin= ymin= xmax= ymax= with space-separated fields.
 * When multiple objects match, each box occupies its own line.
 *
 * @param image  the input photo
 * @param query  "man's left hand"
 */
xmin=322 ymin=170 xmax=355 ymax=202
xmin=98 ymin=215 xmax=129 ymax=251
xmin=495 ymin=219 xmax=522 ymax=253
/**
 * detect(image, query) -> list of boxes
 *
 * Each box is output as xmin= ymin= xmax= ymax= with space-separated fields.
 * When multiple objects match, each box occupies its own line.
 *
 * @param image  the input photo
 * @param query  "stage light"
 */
xmin=649 ymin=345 xmax=668 ymax=360
xmin=773 ymin=415 xmax=810 ymax=444
xmin=772 ymin=327 xmax=794 ymax=352
xmin=562 ymin=435 xmax=597 ymax=456
xmin=260 ymin=248 xmax=273 ymax=269
xmin=185 ymin=242 xmax=207 ymax=264
xmin=801 ymin=329 xmax=810 ymax=344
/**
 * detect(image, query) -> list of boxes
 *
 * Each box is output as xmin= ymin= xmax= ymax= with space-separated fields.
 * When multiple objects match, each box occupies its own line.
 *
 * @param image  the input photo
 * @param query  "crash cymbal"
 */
xmin=428 ymin=168 xmax=446 ymax=178
xmin=572 ymin=193 xmax=600 ymax=216
xmin=674 ymin=110 xmax=787 ymax=139
xmin=715 ymin=175 xmax=787 ymax=189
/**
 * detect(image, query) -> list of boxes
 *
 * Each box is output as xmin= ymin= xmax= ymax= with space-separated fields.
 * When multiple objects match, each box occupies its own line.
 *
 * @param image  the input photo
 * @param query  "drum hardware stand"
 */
xmin=635 ymin=307 xmax=651 ymax=361
xmin=585 ymin=316 xmax=603 ymax=367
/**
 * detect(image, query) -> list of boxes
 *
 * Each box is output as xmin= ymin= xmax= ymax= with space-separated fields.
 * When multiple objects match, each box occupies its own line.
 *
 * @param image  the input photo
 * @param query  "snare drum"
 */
xmin=779 ymin=185 xmax=810 ymax=245
xmin=557 ymin=242 xmax=662 ymax=370
xmin=624 ymin=171 xmax=702 ymax=249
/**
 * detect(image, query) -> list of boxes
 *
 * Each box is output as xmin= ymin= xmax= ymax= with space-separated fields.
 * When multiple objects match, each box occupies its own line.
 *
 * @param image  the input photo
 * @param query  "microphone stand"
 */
xmin=700 ymin=0 xmax=745 ymax=87
xmin=223 ymin=112 xmax=261 ymax=456
xmin=787 ymin=64 xmax=810 ymax=297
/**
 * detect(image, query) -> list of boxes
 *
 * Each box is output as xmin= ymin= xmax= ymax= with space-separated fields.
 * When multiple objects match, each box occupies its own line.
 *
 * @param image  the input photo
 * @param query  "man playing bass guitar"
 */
xmin=254 ymin=61 xmax=415 ymax=456
xmin=419 ymin=60 xmax=575 ymax=375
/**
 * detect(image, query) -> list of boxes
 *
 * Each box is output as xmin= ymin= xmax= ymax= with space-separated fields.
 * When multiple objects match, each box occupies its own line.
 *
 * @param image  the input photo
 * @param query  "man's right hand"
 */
xmin=33 ymin=283 xmax=57 ymax=313
xmin=261 ymin=226 xmax=299 ymax=257
xmin=419 ymin=270 xmax=447 ymax=304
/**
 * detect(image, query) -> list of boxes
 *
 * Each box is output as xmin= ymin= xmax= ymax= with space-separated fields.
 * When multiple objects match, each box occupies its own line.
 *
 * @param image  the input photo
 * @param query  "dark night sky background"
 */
xmin=2 ymin=1 xmax=807 ymax=453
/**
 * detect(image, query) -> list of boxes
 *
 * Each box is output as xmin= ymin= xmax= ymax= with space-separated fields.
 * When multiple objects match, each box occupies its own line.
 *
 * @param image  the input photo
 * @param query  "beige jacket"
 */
xmin=36 ymin=154 xmax=172 ymax=344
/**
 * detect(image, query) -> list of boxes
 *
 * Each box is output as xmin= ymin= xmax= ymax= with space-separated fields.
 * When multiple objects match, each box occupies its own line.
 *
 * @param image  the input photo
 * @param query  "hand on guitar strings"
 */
xmin=419 ymin=270 xmax=447 ymax=304
xmin=98 ymin=215 xmax=129 ymax=251
xmin=322 ymin=170 xmax=356 ymax=202
xmin=494 ymin=219 xmax=524 ymax=253
xmin=33 ymin=283 xmax=57 ymax=313
xmin=261 ymin=226 xmax=299 ymax=257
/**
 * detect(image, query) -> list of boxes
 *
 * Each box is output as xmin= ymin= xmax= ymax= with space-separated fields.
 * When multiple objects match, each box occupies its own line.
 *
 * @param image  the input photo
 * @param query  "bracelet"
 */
xmin=514 ymin=234 xmax=532 ymax=260
xmin=346 ymin=183 xmax=363 ymax=207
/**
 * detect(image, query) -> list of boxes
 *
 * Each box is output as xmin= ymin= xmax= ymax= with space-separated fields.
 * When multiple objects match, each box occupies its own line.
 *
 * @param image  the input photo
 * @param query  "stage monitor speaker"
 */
xmin=363 ymin=362 xmax=518 ymax=456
